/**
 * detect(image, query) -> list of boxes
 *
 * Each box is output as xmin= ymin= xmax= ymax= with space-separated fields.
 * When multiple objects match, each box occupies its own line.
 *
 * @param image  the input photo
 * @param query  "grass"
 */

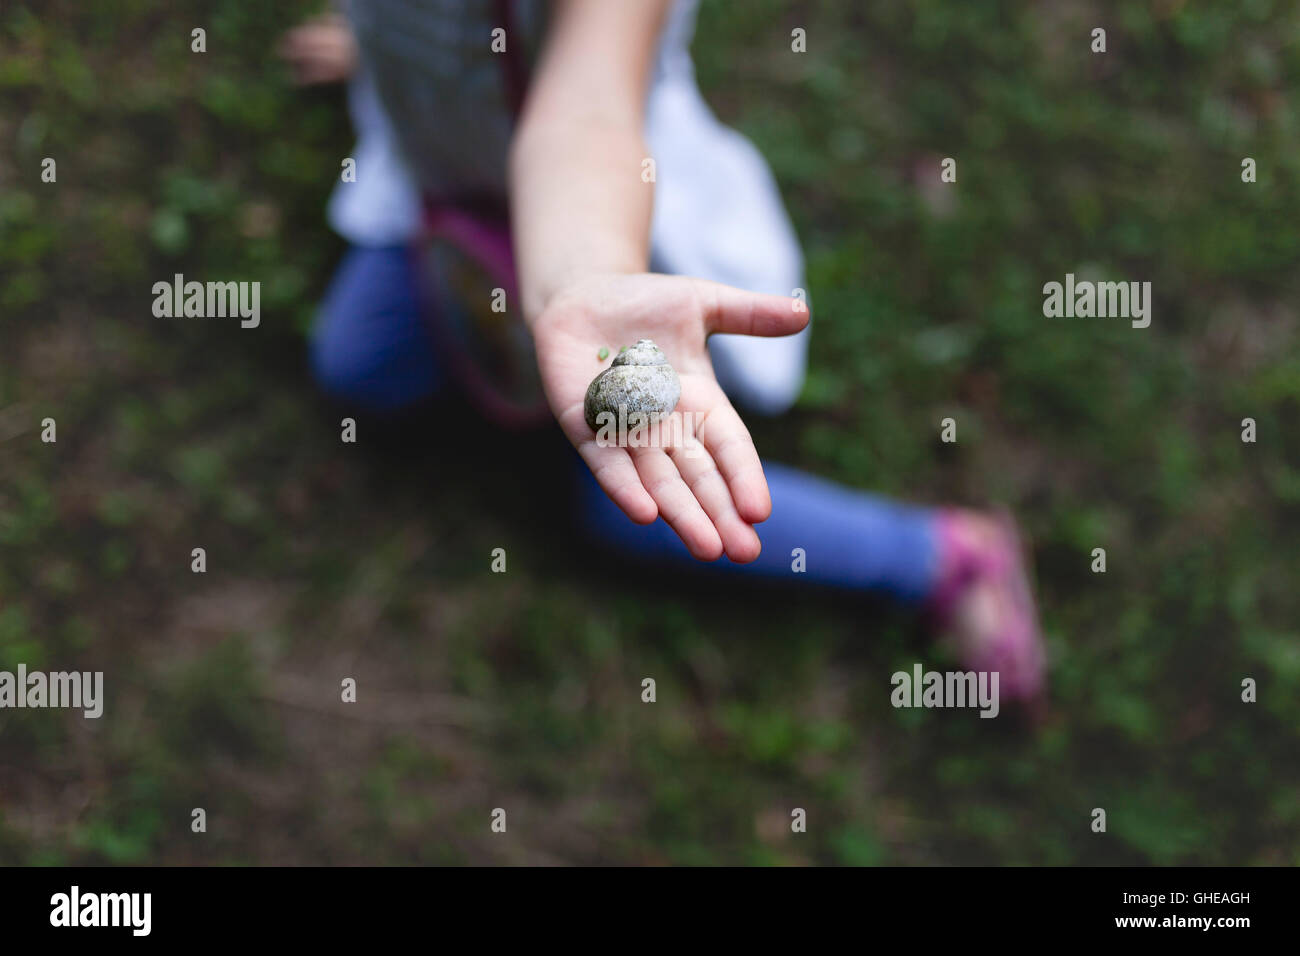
xmin=0 ymin=0 xmax=1297 ymax=865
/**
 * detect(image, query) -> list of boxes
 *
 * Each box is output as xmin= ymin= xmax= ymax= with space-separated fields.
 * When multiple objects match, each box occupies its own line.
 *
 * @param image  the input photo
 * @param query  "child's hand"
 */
xmin=277 ymin=13 xmax=357 ymax=86
xmin=531 ymin=273 xmax=809 ymax=563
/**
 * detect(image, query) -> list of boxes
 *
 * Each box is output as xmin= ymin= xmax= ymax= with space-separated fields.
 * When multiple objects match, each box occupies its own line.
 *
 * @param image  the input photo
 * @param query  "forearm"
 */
xmin=507 ymin=0 xmax=667 ymax=325
xmin=510 ymin=116 xmax=652 ymax=324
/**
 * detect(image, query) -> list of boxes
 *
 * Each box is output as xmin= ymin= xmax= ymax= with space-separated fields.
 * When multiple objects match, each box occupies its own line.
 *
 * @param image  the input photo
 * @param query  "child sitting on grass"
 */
xmin=280 ymin=0 xmax=1047 ymax=702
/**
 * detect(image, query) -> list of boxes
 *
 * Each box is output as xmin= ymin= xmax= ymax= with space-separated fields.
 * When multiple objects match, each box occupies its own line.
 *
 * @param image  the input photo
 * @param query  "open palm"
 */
xmin=531 ymin=273 xmax=808 ymax=562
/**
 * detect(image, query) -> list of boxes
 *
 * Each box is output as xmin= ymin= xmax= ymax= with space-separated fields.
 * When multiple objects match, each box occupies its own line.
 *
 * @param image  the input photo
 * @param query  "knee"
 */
xmin=309 ymin=331 xmax=372 ymax=404
xmin=308 ymin=246 xmax=439 ymax=412
xmin=309 ymin=327 xmax=438 ymax=414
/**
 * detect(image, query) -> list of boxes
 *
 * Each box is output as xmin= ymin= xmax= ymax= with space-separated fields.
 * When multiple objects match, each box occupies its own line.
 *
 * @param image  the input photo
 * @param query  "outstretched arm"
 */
xmin=508 ymin=0 xmax=808 ymax=562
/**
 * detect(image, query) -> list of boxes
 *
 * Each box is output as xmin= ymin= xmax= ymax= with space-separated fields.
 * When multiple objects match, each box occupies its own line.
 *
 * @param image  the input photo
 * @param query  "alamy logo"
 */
xmin=0 ymin=665 xmax=103 ymax=718
xmin=891 ymin=664 xmax=1000 ymax=718
xmin=1042 ymin=273 xmax=1151 ymax=328
xmin=593 ymin=408 xmax=705 ymax=458
xmin=50 ymin=886 xmax=151 ymax=936
xmin=151 ymin=273 xmax=261 ymax=328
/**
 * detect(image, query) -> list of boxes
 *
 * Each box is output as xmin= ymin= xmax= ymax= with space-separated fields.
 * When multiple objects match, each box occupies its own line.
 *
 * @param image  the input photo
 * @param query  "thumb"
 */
xmin=697 ymin=280 xmax=811 ymax=338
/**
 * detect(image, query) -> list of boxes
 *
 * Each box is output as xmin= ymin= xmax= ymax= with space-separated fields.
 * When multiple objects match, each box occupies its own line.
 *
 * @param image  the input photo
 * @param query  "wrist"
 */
xmin=523 ymin=254 xmax=643 ymax=330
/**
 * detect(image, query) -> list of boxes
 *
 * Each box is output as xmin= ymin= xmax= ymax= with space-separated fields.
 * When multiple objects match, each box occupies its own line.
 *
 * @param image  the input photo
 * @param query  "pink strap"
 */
xmin=423 ymin=203 xmax=517 ymax=296
xmin=413 ymin=1 xmax=546 ymax=428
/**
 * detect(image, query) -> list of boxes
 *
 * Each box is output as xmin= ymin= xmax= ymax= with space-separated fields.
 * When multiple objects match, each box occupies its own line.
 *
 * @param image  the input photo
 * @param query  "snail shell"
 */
xmin=584 ymin=339 xmax=681 ymax=433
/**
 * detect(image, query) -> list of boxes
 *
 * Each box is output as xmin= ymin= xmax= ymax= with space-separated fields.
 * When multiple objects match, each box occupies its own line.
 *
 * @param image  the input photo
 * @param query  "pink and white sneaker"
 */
xmin=928 ymin=509 xmax=1048 ymax=706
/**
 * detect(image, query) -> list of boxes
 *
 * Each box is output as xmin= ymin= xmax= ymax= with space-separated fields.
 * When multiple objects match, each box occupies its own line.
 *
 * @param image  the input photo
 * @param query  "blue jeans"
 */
xmin=311 ymin=244 xmax=940 ymax=602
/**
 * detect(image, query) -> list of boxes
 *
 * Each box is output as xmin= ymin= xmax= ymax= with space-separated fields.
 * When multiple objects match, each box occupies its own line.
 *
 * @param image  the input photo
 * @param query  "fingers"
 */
xmin=697 ymin=404 xmax=772 ymax=524
xmin=629 ymin=446 xmax=724 ymax=561
xmin=669 ymin=441 xmax=763 ymax=563
xmin=557 ymin=400 xmax=658 ymax=524
xmin=576 ymin=439 xmax=658 ymax=526
xmin=697 ymin=280 xmax=810 ymax=339
xmin=566 ymin=400 xmax=755 ymax=562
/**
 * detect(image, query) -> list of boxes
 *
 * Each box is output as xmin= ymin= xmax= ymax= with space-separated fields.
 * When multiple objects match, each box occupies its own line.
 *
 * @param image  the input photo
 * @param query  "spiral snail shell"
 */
xmin=584 ymin=339 xmax=681 ymax=433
